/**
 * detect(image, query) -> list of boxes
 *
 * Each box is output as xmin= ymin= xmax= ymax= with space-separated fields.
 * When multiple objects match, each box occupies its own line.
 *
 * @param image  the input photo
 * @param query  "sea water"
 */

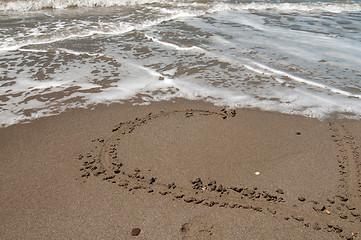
xmin=0 ymin=0 xmax=360 ymax=126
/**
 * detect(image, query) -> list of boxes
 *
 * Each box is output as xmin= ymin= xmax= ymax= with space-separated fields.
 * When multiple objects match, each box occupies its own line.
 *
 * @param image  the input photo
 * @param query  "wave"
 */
xmin=0 ymin=11 xmax=199 ymax=52
xmin=1 ymin=0 xmax=361 ymax=13
xmin=210 ymin=2 xmax=361 ymax=14
xmin=0 ymin=0 xmax=167 ymax=11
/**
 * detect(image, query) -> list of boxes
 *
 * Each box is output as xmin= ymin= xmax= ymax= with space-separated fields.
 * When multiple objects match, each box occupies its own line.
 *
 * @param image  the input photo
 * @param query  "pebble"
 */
xmin=149 ymin=177 xmax=156 ymax=184
xmin=131 ymin=228 xmax=141 ymax=236
xmin=216 ymin=184 xmax=225 ymax=192
xmin=252 ymin=206 xmax=262 ymax=212
xmin=184 ymin=197 xmax=196 ymax=203
xmin=337 ymin=195 xmax=349 ymax=202
xmin=313 ymin=205 xmax=326 ymax=212
xmin=298 ymin=196 xmax=306 ymax=202
xmin=292 ymin=215 xmax=304 ymax=222
xmin=210 ymin=185 xmax=217 ymax=191
xmin=208 ymin=180 xmax=216 ymax=185
xmin=276 ymin=189 xmax=284 ymax=194
xmin=339 ymin=213 xmax=348 ymax=219
xmin=312 ymin=223 xmax=321 ymax=231
xmin=243 ymin=189 xmax=255 ymax=196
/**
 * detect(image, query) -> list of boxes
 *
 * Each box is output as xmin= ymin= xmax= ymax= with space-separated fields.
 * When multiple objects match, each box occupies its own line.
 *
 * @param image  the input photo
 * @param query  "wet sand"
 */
xmin=0 ymin=99 xmax=360 ymax=239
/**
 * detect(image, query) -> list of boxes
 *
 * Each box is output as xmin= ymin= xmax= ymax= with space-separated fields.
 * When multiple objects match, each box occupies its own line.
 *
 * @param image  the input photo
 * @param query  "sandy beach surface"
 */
xmin=1 ymin=99 xmax=360 ymax=239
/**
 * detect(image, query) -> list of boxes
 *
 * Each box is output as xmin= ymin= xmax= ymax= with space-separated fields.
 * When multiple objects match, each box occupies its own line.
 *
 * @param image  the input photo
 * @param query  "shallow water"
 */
xmin=1 ymin=0 xmax=361 ymax=126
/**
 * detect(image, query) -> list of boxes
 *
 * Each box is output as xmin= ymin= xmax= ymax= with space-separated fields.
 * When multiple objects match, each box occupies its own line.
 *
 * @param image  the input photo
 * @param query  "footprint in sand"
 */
xmin=180 ymin=215 xmax=214 ymax=240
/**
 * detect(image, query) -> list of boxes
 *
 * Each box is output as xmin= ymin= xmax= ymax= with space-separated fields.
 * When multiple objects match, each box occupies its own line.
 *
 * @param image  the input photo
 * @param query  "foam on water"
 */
xmin=0 ymin=0 xmax=168 ymax=11
xmin=1 ymin=0 xmax=361 ymax=12
xmin=1 ymin=0 xmax=361 ymax=127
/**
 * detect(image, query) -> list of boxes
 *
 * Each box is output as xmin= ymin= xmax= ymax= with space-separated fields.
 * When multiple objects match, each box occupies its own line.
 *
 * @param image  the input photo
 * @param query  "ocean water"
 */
xmin=1 ymin=0 xmax=361 ymax=126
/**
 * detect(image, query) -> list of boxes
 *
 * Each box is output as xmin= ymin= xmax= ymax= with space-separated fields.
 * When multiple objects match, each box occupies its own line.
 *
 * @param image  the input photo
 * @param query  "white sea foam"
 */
xmin=0 ymin=0 xmax=167 ymax=11
xmin=1 ymin=0 xmax=361 ymax=127
xmin=1 ymin=0 xmax=360 ymax=13
xmin=144 ymin=34 xmax=202 ymax=51
xmin=0 ymin=11 xmax=198 ymax=52
xmin=210 ymin=2 xmax=361 ymax=14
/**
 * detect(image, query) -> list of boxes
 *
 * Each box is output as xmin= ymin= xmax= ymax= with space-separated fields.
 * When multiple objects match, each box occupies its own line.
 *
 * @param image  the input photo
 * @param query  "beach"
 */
xmin=1 ymin=0 xmax=361 ymax=238
xmin=1 ymin=99 xmax=360 ymax=239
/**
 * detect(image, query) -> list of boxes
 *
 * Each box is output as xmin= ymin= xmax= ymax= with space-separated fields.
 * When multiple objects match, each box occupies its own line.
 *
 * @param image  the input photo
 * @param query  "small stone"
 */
xmin=291 ymin=215 xmax=304 ymax=222
xmin=149 ymin=177 xmax=156 ymax=184
xmin=216 ymin=184 xmax=224 ymax=192
xmin=167 ymin=182 xmax=176 ymax=189
xmin=243 ymin=189 xmax=255 ymax=196
xmin=195 ymin=199 xmax=204 ymax=204
xmin=333 ymin=225 xmax=343 ymax=233
xmin=131 ymin=228 xmax=141 ymax=236
xmin=276 ymin=189 xmax=284 ymax=194
xmin=339 ymin=213 xmax=348 ymax=219
xmin=192 ymin=178 xmax=202 ymax=184
xmin=210 ymin=185 xmax=217 ymax=191
xmin=337 ymin=195 xmax=348 ymax=202
xmin=268 ymin=209 xmax=277 ymax=214
xmin=346 ymin=205 xmax=356 ymax=210
xmin=206 ymin=201 xmax=216 ymax=207
xmin=351 ymin=211 xmax=360 ymax=217
xmin=298 ymin=196 xmax=306 ymax=202
xmin=296 ymin=132 xmax=301 ymax=135
xmin=313 ymin=205 xmax=326 ymax=212
xmin=208 ymin=180 xmax=216 ymax=186
xmin=252 ymin=206 xmax=262 ymax=212
xmin=312 ymin=223 xmax=321 ymax=231
xmin=184 ymin=197 xmax=196 ymax=203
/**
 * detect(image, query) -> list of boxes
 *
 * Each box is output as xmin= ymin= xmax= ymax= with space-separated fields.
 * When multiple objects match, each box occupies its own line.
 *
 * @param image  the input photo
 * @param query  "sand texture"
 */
xmin=0 ymin=99 xmax=360 ymax=239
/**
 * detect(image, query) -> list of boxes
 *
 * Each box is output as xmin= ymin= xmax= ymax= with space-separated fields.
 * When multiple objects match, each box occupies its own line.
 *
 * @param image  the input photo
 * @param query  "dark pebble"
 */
xmin=243 ymin=189 xmax=255 ymax=196
xmin=184 ymin=197 xmax=196 ymax=203
xmin=291 ymin=215 xmax=304 ymax=222
xmin=252 ymin=206 xmax=262 ymax=212
xmin=298 ymin=196 xmax=306 ymax=202
xmin=149 ymin=177 xmax=156 ymax=184
xmin=313 ymin=205 xmax=326 ymax=212
xmin=276 ymin=189 xmax=284 ymax=194
xmin=131 ymin=228 xmax=141 ymax=236
xmin=337 ymin=195 xmax=349 ymax=202
xmin=195 ymin=199 xmax=204 ymax=204
xmin=339 ymin=214 xmax=348 ymax=219
xmin=296 ymin=132 xmax=301 ymax=135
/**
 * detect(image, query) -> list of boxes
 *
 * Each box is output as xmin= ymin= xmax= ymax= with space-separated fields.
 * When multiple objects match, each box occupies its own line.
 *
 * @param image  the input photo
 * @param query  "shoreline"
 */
xmin=0 ymin=98 xmax=360 ymax=239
